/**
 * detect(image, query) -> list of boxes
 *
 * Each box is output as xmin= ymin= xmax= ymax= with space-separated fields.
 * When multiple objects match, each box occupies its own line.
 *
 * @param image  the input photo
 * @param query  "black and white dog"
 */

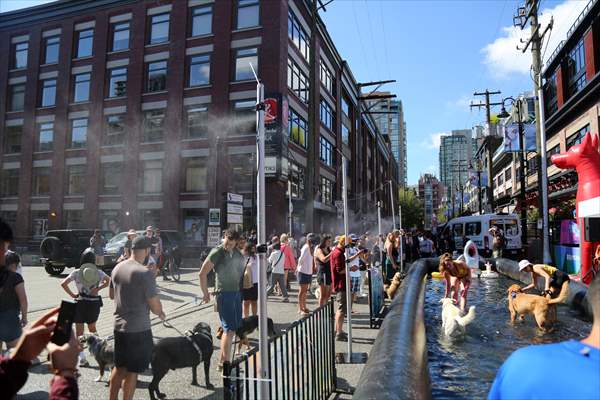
xmin=149 ymin=321 xmax=214 ymax=400
xmin=79 ymin=334 xmax=114 ymax=382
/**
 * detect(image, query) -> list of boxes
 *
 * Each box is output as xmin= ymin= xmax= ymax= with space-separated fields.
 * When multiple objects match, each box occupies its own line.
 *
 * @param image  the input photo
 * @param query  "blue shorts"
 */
xmin=297 ymin=272 xmax=312 ymax=285
xmin=0 ymin=309 xmax=22 ymax=343
xmin=217 ymin=291 xmax=242 ymax=332
xmin=350 ymin=276 xmax=361 ymax=294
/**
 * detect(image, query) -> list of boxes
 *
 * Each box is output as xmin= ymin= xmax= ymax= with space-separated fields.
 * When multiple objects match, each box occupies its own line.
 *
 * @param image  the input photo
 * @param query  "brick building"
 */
xmin=417 ymin=173 xmax=443 ymax=230
xmin=0 ymin=0 xmax=399 ymax=244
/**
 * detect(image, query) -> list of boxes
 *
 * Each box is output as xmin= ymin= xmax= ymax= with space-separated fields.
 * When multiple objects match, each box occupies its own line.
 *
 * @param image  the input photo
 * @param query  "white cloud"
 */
xmin=424 ymin=165 xmax=438 ymax=175
xmin=482 ymin=0 xmax=589 ymax=78
xmin=446 ymin=95 xmax=472 ymax=110
xmin=420 ymin=132 xmax=445 ymax=149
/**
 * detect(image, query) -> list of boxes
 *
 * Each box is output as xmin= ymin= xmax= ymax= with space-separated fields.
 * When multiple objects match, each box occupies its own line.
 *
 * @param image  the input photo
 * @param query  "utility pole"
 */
xmin=514 ymin=0 xmax=553 ymax=263
xmin=399 ymin=205 xmax=404 ymax=273
xmin=377 ymin=201 xmax=382 ymax=267
xmin=470 ymin=90 xmax=502 ymax=213
xmin=389 ymin=180 xmax=396 ymax=229
xmin=516 ymin=100 xmax=529 ymax=247
xmin=288 ymin=180 xmax=293 ymax=235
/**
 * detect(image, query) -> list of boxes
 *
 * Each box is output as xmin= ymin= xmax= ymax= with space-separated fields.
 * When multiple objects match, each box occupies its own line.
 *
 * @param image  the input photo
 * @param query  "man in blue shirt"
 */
xmin=489 ymin=275 xmax=600 ymax=400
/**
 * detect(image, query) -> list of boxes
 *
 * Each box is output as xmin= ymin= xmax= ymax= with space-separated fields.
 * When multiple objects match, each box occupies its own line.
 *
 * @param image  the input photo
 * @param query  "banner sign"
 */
xmin=208 ymin=208 xmax=221 ymax=226
xmin=207 ymin=226 xmax=221 ymax=247
xmin=523 ymin=123 xmax=536 ymax=151
xmin=502 ymin=123 xmax=536 ymax=153
xmin=264 ymin=93 xmax=289 ymax=180
xmin=368 ymin=267 xmax=386 ymax=328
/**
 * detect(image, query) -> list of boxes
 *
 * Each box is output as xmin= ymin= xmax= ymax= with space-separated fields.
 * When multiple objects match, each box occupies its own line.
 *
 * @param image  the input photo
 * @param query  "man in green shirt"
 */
xmin=199 ymin=229 xmax=244 ymax=370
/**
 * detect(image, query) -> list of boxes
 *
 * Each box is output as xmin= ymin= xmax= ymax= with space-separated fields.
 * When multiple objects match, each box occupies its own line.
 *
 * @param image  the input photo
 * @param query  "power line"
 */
xmin=363 ymin=0 xmax=382 ymax=80
xmin=351 ymin=1 xmax=371 ymax=73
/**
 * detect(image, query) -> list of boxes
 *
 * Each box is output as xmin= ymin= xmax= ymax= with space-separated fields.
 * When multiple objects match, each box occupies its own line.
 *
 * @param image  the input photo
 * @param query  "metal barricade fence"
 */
xmin=223 ymin=300 xmax=336 ymax=400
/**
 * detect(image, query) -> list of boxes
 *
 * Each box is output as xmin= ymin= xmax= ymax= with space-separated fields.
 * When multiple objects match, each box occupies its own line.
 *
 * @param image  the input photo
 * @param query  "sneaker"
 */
xmin=162 ymin=276 xmax=171 ymax=281
xmin=335 ymin=333 xmax=348 ymax=342
xmin=216 ymin=363 xmax=224 ymax=372
xmin=282 ymin=298 xmax=289 ymax=303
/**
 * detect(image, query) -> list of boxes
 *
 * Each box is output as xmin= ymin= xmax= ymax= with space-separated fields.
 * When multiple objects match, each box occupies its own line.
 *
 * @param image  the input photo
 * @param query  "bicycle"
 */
xmin=164 ymin=254 xmax=181 ymax=281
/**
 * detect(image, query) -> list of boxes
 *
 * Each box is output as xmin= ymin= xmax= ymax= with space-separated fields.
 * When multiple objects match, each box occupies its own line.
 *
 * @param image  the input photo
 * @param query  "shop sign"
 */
xmin=207 ymin=226 xmax=221 ymax=247
xmin=208 ymin=208 xmax=221 ymax=226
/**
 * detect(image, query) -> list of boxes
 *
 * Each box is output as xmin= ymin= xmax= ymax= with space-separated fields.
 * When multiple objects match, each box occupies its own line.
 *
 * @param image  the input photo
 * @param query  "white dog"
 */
xmin=440 ymin=298 xmax=476 ymax=337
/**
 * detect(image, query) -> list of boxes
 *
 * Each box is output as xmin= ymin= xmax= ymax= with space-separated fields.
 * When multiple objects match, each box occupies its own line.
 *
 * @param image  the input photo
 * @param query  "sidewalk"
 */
xmin=18 ymin=266 xmax=379 ymax=399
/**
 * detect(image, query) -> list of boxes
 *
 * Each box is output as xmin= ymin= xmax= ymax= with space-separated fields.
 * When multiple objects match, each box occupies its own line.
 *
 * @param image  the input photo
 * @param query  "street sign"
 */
xmin=227 ymin=203 xmax=243 ymax=214
xmin=227 ymin=213 xmax=244 ymax=224
xmin=227 ymin=193 xmax=243 ymax=203
xmin=207 ymin=226 xmax=221 ymax=247
xmin=208 ymin=208 xmax=221 ymax=226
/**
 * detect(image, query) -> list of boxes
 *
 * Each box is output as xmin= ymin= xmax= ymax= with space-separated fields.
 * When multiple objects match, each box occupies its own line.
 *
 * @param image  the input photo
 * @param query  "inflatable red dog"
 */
xmin=551 ymin=132 xmax=600 ymax=284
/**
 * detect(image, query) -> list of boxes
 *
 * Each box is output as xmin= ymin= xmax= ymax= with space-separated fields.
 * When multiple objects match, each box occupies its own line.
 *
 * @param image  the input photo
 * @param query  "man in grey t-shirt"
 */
xmin=109 ymin=236 xmax=165 ymax=400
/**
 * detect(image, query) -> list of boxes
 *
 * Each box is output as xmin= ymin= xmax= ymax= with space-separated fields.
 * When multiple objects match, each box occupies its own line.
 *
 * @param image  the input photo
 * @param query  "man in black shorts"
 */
xmin=109 ymin=236 xmax=165 ymax=400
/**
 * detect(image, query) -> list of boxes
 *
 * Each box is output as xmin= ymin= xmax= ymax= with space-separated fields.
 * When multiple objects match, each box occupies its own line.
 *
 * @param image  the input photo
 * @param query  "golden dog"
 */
xmin=386 ymin=272 xmax=403 ymax=300
xmin=507 ymin=282 xmax=569 ymax=330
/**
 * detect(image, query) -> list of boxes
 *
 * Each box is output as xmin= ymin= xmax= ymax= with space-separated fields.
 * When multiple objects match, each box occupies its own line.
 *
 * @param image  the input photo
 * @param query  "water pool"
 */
xmin=425 ymin=275 xmax=592 ymax=399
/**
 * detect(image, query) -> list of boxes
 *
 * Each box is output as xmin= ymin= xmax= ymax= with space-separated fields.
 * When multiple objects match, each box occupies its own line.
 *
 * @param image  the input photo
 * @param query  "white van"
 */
xmin=440 ymin=213 xmax=522 ymax=257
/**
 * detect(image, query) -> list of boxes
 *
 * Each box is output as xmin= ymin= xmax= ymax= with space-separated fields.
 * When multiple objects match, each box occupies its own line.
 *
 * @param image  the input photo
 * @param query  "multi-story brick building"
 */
xmin=417 ymin=173 xmax=443 ymax=230
xmin=0 ymin=0 xmax=399 ymax=243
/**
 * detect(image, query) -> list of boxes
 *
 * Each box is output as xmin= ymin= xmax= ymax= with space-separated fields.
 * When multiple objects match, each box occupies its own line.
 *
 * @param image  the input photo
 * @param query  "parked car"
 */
xmin=439 ymin=213 xmax=522 ymax=257
xmin=40 ymin=229 xmax=114 ymax=276
xmin=102 ymin=230 xmax=185 ymax=271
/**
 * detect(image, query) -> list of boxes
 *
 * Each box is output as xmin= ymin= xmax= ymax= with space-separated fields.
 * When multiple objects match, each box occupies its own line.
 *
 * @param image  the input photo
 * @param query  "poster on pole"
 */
xmin=368 ymin=268 xmax=386 ymax=328
xmin=523 ymin=123 xmax=537 ymax=151
xmin=502 ymin=124 xmax=520 ymax=152
xmin=208 ymin=208 xmax=221 ymax=226
xmin=207 ymin=226 xmax=221 ymax=247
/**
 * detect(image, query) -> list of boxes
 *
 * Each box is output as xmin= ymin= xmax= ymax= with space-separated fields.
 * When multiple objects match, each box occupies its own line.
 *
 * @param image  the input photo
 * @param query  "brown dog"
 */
xmin=386 ymin=272 xmax=403 ymax=300
xmin=506 ymin=282 xmax=569 ymax=330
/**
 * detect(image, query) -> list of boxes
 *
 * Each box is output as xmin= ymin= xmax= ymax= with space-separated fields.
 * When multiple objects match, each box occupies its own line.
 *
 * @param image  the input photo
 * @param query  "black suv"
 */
xmin=102 ymin=230 xmax=184 ymax=270
xmin=40 ymin=229 xmax=114 ymax=276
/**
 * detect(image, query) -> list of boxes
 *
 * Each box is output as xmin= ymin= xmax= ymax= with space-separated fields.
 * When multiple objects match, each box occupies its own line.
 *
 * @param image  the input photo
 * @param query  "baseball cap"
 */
xmin=349 ymin=234 xmax=359 ymax=242
xmin=518 ymin=260 xmax=532 ymax=271
xmin=132 ymin=236 xmax=152 ymax=250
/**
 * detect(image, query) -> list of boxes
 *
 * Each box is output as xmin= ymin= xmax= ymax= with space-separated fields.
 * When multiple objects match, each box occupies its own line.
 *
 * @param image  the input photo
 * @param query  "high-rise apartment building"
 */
xmin=365 ymin=92 xmax=407 ymax=186
xmin=438 ymin=129 xmax=474 ymax=206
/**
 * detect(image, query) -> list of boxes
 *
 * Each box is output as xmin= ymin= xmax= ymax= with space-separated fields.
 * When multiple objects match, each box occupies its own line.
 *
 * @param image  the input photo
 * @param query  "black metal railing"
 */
xmin=223 ymin=300 xmax=336 ymax=400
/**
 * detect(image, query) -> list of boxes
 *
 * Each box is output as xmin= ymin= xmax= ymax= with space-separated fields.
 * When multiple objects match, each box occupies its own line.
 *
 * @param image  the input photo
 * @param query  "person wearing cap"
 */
xmin=0 ymin=224 xmax=28 ymax=353
xmin=518 ymin=260 xmax=571 ymax=297
xmin=296 ymin=233 xmax=318 ymax=316
xmin=61 ymin=261 xmax=110 ymax=366
xmin=198 ymin=229 xmax=244 ymax=371
xmin=330 ymin=235 xmax=363 ymax=341
xmin=109 ymin=235 xmax=165 ymax=400
xmin=489 ymin=274 xmax=600 ymax=399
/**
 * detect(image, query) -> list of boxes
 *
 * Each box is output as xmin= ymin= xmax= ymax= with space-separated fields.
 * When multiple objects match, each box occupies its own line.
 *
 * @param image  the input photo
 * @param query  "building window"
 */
xmin=498 ymin=173 xmax=504 ymax=185
xmin=75 ymin=29 xmax=94 ymax=58
xmin=288 ymin=10 xmax=309 ymax=61
xmin=68 ymin=118 xmax=88 ymax=149
xmin=139 ymin=160 xmax=163 ymax=194
xmin=229 ymin=154 xmax=253 ymax=193
xmin=72 ymin=73 xmax=91 ymax=103
xmin=9 ymin=84 xmax=26 ymax=112
xmin=66 ymin=165 xmax=86 ymax=195
xmin=547 ymin=144 xmax=561 ymax=162
xmin=38 ymin=122 xmax=54 ymax=151
xmin=105 ymin=115 xmax=126 ymax=146
xmin=544 ymin=72 xmax=558 ymax=116
xmin=234 ymin=47 xmax=258 ymax=81
xmin=341 ymin=97 xmax=350 ymax=117
xmin=320 ymin=100 xmax=334 ymax=131
xmin=32 ymin=167 xmax=51 ymax=196
xmin=143 ymin=110 xmax=165 ymax=142
xmin=0 ymin=169 xmax=19 ymax=197
xmin=231 ymin=100 xmax=255 ymax=135
xmin=40 ymin=79 xmax=57 ymax=107
xmin=319 ymin=137 xmax=334 ymax=167
xmin=149 ymin=13 xmax=170 ymax=45
xmin=31 ymin=211 xmax=48 ymax=238
xmin=504 ymin=169 xmax=511 ymax=182
xmin=64 ymin=210 xmax=84 ymax=229
xmin=100 ymin=162 xmax=122 ymax=194
xmin=185 ymin=106 xmax=209 ymax=138
xmin=320 ymin=177 xmax=333 ymax=205
xmin=183 ymin=158 xmax=208 ymax=192
xmin=139 ymin=209 xmax=160 ymax=229
xmin=320 ymin=60 xmax=334 ymax=94
xmin=146 ymin=61 xmax=167 ymax=92
xmin=100 ymin=210 xmax=121 ymax=234
xmin=189 ymin=54 xmax=210 ymax=87
xmin=289 ymin=163 xmax=305 ymax=199
xmin=566 ymin=124 xmax=590 ymax=150
xmin=3 ymin=125 xmax=22 ymax=154
xmin=288 ymin=108 xmax=307 ymax=148
xmin=566 ymin=39 xmax=586 ymax=97
xmin=190 ymin=5 xmax=212 ymax=36
xmin=108 ymin=67 xmax=127 ymax=98
xmin=526 ymin=157 xmax=538 ymax=176
xmin=110 ymin=21 xmax=130 ymax=51
xmin=43 ymin=36 xmax=60 ymax=64
xmin=236 ymin=0 xmax=259 ymax=29
xmin=341 ymin=124 xmax=350 ymax=145
xmin=12 ymin=42 xmax=28 ymax=69
xmin=0 ymin=211 xmax=17 ymax=227
xmin=287 ymin=58 xmax=309 ymax=103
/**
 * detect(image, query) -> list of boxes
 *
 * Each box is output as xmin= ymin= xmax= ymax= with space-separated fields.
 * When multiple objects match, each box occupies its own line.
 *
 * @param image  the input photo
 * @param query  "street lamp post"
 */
xmin=498 ymin=97 xmax=528 ymax=247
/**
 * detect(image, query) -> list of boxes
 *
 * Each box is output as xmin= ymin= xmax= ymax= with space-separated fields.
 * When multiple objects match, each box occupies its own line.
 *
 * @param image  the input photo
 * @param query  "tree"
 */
xmin=398 ymin=188 xmax=424 ymax=230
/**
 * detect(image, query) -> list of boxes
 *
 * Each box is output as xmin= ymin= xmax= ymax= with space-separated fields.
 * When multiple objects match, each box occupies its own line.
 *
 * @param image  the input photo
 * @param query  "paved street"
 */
xmin=16 ymin=264 xmax=377 ymax=399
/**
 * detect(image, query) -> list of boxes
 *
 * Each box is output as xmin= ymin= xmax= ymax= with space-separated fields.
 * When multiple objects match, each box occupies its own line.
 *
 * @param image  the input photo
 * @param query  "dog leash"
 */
xmin=162 ymin=320 xmax=204 ymax=357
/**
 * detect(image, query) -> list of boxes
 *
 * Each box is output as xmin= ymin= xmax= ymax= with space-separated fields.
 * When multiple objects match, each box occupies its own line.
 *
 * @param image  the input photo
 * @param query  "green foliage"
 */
xmin=398 ymin=188 xmax=424 ymax=229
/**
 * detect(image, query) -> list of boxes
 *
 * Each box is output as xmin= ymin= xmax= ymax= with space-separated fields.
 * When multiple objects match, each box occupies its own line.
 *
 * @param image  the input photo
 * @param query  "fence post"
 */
xmin=223 ymin=361 xmax=232 ymax=400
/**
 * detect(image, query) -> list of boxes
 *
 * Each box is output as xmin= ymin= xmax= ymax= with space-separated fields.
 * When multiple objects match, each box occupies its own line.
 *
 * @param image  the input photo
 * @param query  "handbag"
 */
xmin=242 ymin=257 xmax=253 ymax=290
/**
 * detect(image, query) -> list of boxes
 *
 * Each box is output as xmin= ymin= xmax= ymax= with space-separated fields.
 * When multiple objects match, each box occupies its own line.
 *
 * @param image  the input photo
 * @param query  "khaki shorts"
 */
xmin=335 ymin=291 xmax=348 ymax=314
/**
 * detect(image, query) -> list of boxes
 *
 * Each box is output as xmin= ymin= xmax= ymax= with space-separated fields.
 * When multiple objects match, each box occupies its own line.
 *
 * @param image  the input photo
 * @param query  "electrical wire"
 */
xmin=363 ymin=0 xmax=382 ymax=80
xmin=351 ymin=0 xmax=371 ymax=73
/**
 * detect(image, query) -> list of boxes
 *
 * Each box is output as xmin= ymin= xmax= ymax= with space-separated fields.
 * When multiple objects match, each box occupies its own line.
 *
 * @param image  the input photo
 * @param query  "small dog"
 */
xmin=149 ymin=322 xmax=214 ymax=400
xmin=386 ymin=272 xmax=403 ymax=300
xmin=79 ymin=334 xmax=114 ymax=382
xmin=216 ymin=316 xmax=277 ymax=353
xmin=440 ymin=298 xmax=476 ymax=337
xmin=507 ymin=283 xmax=569 ymax=330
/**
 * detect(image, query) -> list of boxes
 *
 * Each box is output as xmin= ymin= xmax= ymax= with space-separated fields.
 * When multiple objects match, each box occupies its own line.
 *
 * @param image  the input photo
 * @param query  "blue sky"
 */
xmin=1 ymin=0 xmax=588 ymax=184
